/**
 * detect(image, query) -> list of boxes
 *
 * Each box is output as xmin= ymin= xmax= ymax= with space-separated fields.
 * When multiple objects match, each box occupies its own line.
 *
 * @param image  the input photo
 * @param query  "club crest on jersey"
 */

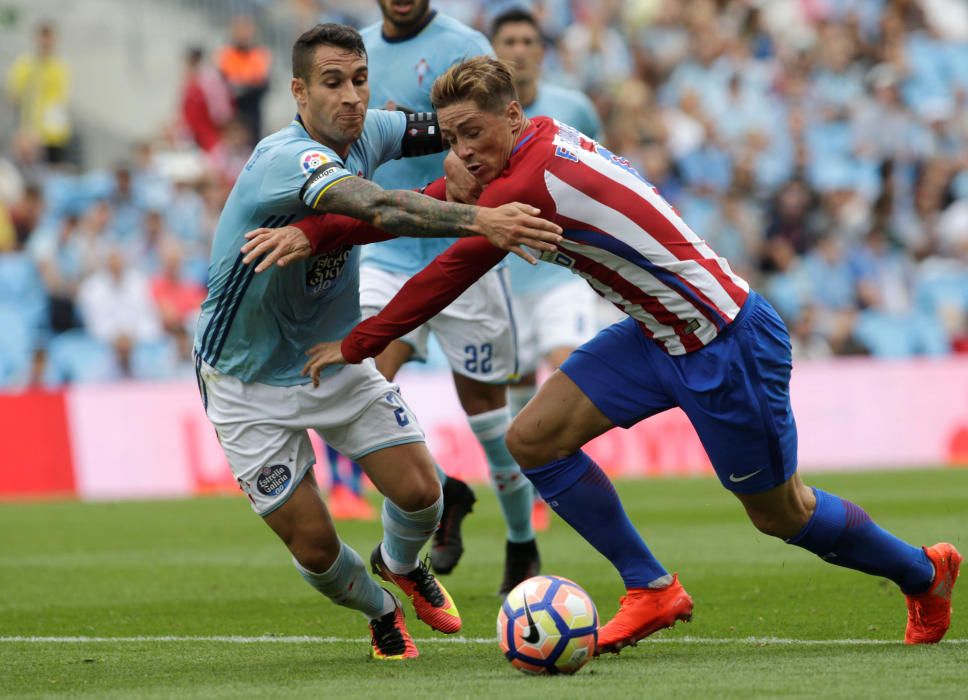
xmin=300 ymin=150 xmax=330 ymax=176
xmin=256 ymin=464 xmax=291 ymax=496
xmin=415 ymin=58 xmax=430 ymax=87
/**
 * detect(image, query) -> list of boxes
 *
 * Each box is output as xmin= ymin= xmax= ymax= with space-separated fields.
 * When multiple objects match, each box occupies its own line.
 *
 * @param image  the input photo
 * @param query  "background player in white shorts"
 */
xmin=491 ymin=9 xmax=604 ymax=530
xmin=357 ymin=0 xmax=539 ymax=594
xmin=194 ymin=24 xmax=560 ymax=660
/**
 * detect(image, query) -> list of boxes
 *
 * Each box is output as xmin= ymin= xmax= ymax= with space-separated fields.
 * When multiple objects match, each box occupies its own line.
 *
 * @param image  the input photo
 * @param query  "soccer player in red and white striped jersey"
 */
xmin=292 ymin=57 xmax=959 ymax=651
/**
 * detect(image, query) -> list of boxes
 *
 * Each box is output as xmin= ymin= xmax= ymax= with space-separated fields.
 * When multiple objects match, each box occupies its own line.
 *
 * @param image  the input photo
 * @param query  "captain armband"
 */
xmin=400 ymin=111 xmax=444 ymax=157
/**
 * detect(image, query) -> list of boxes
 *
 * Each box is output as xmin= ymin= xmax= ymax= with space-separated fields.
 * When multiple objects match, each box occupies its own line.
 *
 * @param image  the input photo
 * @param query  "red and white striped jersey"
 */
xmin=338 ymin=116 xmax=751 ymax=363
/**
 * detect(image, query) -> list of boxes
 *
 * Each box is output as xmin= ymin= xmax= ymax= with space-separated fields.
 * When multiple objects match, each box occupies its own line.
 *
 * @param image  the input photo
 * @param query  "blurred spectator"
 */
xmin=852 ymin=226 xmax=950 ymax=356
xmin=5 ymin=21 xmax=72 ymax=165
xmin=763 ymin=180 xmax=820 ymax=269
xmin=217 ymin=16 xmax=271 ymax=147
xmin=7 ymin=182 xmax=45 ymax=247
xmin=180 ymin=47 xmax=234 ymax=153
xmin=77 ymin=246 xmax=163 ymax=377
xmin=207 ymin=118 xmax=252 ymax=186
xmin=34 ymin=214 xmax=88 ymax=334
xmin=0 ymin=216 xmax=48 ymax=386
xmin=151 ymin=238 xmax=206 ymax=367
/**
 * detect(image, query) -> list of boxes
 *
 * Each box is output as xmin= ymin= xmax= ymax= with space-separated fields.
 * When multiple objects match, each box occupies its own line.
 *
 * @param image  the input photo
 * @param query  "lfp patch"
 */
xmin=300 ymin=150 xmax=330 ymax=176
xmin=256 ymin=464 xmax=292 ymax=496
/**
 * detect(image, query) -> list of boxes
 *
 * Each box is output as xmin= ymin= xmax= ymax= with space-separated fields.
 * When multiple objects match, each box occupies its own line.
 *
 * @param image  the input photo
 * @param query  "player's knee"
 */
xmin=505 ymin=417 xmax=556 ymax=468
xmin=391 ymin=469 xmax=442 ymax=512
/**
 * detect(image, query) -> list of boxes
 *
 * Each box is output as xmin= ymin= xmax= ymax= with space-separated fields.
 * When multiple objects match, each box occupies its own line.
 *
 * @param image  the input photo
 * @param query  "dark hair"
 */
xmin=186 ymin=46 xmax=204 ymax=67
xmin=292 ymin=23 xmax=366 ymax=81
xmin=490 ymin=8 xmax=539 ymax=39
xmin=432 ymin=56 xmax=518 ymax=114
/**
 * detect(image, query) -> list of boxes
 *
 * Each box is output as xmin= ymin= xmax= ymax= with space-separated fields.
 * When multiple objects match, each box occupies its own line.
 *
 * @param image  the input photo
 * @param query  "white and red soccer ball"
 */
xmin=497 ymin=575 xmax=598 ymax=675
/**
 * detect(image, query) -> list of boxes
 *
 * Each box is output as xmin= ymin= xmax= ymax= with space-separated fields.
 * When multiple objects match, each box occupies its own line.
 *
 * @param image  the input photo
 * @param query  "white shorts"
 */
xmin=360 ymin=264 xmax=519 ymax=383
xmin=512 ymin=279 xmax=598 ymax=375
xmin=196 ymin=358 xmax=425 ymax=516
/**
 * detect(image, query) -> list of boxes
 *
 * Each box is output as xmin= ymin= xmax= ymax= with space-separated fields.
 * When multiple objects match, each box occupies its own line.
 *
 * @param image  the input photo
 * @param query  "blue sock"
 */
xmin=325 ymin=444 xmax=345 ymax=487
xmin=787 ymin=488 xmax=934 ymax=594
xmin=526 ymin=451 xmax=668 ymax=588
xmin=381 ymin=494 xmax=443 ymax=574
xmin=292 ymin=541 xmax=393 ymax=620
xmin=348 ymin=460 xmax=364 ymax=496
xmin=468 ymin=407 xmax=534 ymax=543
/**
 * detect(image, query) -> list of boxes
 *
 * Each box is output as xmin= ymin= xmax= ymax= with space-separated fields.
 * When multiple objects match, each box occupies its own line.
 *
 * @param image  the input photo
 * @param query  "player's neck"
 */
xmin=381 ymin=10 xmax=436 ymax=41
xmin=508 ymin=117 xmax=532 ymax=159
xmin=297 ymin=112 xmax=352 ymax=160
xmin=516 ymin=80 xmax=538 ymax=108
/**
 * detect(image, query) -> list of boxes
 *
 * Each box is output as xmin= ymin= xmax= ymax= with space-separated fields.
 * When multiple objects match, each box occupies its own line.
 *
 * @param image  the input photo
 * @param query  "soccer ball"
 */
xmin=497 ymin=575 xmax=598 ymax=675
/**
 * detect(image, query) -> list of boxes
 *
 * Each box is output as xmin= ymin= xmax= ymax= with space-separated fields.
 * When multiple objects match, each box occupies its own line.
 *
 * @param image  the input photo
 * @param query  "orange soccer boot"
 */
xmin=532 ymin=499 xmax=551 ymax=532
xmin=328 ymin=484 xmax=376 ymax=521
xmin=369 ymin=595 xmax=419 ymax=660
xmin=596 ymin=574 xmax=694 ymax=655
xmin=904 ymin=542 xmax=962 ymax=644
xmin=371 ymin=545 xmax=462 ymax=634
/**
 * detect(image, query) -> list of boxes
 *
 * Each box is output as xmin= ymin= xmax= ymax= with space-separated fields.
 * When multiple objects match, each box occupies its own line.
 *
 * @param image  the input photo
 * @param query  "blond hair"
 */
xmin=431 ymin=56 xmax=519 ymax=113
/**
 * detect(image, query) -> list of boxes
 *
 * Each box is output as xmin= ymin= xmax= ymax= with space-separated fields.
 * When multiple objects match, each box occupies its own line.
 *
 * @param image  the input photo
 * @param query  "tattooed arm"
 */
xmin=242 ymin=176 xmax=561 ymax=272
xmin=318 ymin=175 xmax=555 ymax=240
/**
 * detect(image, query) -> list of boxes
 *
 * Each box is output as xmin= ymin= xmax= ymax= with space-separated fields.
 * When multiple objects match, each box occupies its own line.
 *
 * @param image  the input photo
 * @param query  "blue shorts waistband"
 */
xmin=715 ymin=290 xmax=758 ymax=340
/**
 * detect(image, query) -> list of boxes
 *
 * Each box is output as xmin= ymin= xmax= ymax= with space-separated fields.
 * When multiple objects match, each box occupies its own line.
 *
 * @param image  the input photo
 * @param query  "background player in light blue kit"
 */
xmin=490 ymin=7 xmax=604 ymax=532
xmin=358 ymin=0 xmax=540 ymax=594
xmin=194 ymin=24 xmax=560 ymax=660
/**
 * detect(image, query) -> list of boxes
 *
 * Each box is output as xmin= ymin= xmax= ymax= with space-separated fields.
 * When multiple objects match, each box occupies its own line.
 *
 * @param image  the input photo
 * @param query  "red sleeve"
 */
xmin=293 ymin=214 xmax=394 ymax=254
xmin=341 ymin=237 xmax=506 ymax=362
xmin=340 ymin=167 xmax=551 ymax=363
xmin=293 ymin=176 xmax=448 ymax=254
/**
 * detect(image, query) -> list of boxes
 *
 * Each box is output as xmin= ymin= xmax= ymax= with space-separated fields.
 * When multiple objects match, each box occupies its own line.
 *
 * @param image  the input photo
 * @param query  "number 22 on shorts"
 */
xmin=384 ymin=391 xmax=410 ymax=427
xmin=464 ymin=343 xmax=492 ymax=374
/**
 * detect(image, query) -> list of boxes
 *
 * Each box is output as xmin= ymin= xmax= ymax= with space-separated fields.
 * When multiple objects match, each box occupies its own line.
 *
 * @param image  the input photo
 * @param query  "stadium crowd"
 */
xmin=2 ymin=0 xmax=968 ymax=389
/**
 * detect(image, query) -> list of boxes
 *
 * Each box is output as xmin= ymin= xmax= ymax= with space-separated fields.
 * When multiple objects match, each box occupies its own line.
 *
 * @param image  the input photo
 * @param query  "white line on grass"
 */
xmin=2 ymin=635 xmax=965 ymax=646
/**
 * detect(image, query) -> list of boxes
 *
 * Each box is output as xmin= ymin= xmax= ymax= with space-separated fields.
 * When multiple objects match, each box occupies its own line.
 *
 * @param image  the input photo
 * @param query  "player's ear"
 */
xmin=291 ymin=77 xmax=306 ymax=105
xmin=507 ymin=100 xmax=524 ymax=129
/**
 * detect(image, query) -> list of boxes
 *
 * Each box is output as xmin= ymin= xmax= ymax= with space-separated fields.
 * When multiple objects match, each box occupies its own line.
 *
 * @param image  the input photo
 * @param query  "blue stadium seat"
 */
xmin=130 ymin=338 xmax=179 ymax=380
xmin=42 ymin=330 xmax=121 ymax=386
xmin=0 ymin=304 xmax=33 ymax=389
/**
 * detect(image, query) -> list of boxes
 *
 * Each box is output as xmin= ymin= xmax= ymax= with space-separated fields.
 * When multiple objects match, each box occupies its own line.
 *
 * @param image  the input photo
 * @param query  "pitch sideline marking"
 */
xmin=1 ymin=635 xmax=966 ymax=646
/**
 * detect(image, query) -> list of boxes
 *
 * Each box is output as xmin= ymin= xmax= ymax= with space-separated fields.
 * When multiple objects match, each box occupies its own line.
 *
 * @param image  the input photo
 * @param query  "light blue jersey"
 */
xmin=194 ymin=109 xmax=407 ymax=386
xmin=509 ymin=82 xmax=603 ymax=296
xmin=360 ymin=12 xmax=494 ymax=275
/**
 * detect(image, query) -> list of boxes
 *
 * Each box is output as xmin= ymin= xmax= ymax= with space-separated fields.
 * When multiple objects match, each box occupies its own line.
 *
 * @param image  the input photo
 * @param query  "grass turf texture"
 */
xmin=2 ymin=469 xmax=966 ymax=699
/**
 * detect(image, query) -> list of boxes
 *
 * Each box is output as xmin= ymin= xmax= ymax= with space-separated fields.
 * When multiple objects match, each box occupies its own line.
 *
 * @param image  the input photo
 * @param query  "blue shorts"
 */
xmin=560 ymin=292 xmax=798 ymax=494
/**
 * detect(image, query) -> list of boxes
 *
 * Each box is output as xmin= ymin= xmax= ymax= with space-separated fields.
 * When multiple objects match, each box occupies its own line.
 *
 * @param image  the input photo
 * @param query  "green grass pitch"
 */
xmin=2 ymin=469 xmax=966 ymax=698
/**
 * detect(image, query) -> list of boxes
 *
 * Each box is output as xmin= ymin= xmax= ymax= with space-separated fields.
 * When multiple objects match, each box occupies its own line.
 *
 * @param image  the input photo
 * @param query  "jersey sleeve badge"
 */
xmin=300 ymin=150 xmax=331 ymax=176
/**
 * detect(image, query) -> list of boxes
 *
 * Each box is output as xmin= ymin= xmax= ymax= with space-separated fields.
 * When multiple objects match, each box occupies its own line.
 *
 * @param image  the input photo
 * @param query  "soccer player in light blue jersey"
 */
xmin=491 ymin=8 xmax=604 ymax=532
xmin=357 ymin=0 xmax=541 ymax=594
xmin=193 ymin=24 xmax=560 ymax=660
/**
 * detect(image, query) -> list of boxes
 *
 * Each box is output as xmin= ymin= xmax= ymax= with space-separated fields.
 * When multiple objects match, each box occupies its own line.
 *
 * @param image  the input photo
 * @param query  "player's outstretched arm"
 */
xmin=301 ymin=341 xmax=346 ymax=387
xmin=302 ymin=236 xmax=504 ymax=386
xmin=242 ymin=177 xmax=560 ymax=271
xmin=241 ymin=213 xmax=395 ymax=272
xmin=320 ymin=176 xmax=561 ymax=258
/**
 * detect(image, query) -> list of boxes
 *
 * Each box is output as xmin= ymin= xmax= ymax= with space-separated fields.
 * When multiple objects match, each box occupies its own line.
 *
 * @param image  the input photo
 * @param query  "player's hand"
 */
xmin=474 ymin=202 xmax=562 ymax=265
xmin=302 ymin=340 xmax=346 ymax=388
xmin=241 ymin=226 xmax=312 ymax=272
xmin=444 ymin=150 xmax=482 ymax=204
